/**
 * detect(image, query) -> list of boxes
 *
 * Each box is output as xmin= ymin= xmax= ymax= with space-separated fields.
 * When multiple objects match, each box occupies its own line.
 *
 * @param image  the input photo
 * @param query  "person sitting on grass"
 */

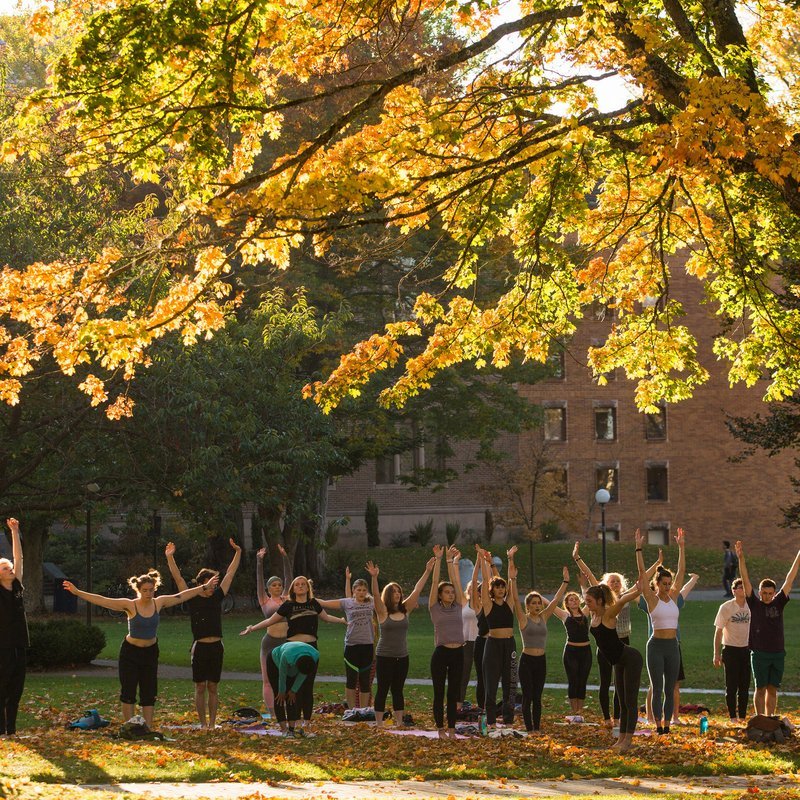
xmin=64 ymin=569 xmax=218 ymax=729
xmin=164 ymin=538 xmax=242 ymax=729
xmin=736 ymin=540 xmax=800 ymax=717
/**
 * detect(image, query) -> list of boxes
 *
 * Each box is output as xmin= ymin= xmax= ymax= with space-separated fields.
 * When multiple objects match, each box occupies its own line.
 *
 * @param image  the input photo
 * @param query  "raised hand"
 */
xmin=634 ymin=528 xmax=644 ymax=548
xmin=63 ymin=580 xmax=78 ymax=595
xmin=448 ymin=546 xmax=461 ymax=562
xmin=6 ymin=518 xmax=19 ymax=533
xmin=433 ymin=544 xmax=445 ymax=558
xmin=657 ymin=548 xmax=664 ymax=565
xmin=257 ymin=547 xmax=266 ymax=560
xmin=675 ymin=527 xmax=685 ymax=546
xmin=365 ymin=561 xmax=379 ymax=577
xmin=735 ymin=540 xmax=743 ymax=558
xmin=203 ymin=575 xmax=219 ymax=591
xmin=562 ymin=566 xmax=570 ymax=583
xmin=230 ymin=538 xmax=242 ymax=553
xmin=345 ymin=566 xmax=351 ymax=582
xmin=572 ymin=542 xmax=580 ymax=560
xmin=425 ymin=556 xmax=437 ymax=571
xmin=277 ymin=544 xmax=287 ymax=557
xmin=507 ymin=545 xmax=518 ymax=559
xmin=165 ymin=542 xmax=176 ymax=558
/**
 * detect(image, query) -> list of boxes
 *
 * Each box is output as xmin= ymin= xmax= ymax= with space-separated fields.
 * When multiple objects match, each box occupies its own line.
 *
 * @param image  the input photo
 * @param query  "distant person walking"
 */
xmin=0 ymin=518 xmax=28 ymax=736
xmin=723 ymin=541 xmax=739 ymax=598
xmin=165 ymin=538 xmax=242 ymax=728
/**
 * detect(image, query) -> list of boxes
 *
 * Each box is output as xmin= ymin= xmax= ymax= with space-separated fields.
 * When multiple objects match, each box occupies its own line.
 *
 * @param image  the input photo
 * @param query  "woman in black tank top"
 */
xmin=552 ymin=590 xmax=591 ymax=721
xmin=585 ymin=583 xmax=643 ymax=752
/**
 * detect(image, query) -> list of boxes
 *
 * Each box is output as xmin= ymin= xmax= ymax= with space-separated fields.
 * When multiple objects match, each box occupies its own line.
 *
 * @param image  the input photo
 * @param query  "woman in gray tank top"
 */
xmin=509 ymin=564 xmax=569 ymax=733
xmin=367 ymin=557 xmax=435 ymax=727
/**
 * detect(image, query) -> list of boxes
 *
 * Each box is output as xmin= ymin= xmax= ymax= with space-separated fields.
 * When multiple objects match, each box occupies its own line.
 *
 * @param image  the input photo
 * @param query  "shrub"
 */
xmin=28 ymin=619 xmax=106 ymax=669
xmin=445 ymin=521 xmax=461 ymax=547
xmin=365 ymin=499 xmax=380 ymax=548
xmin=389 ymin=533 xmax=408 ymax=548
xmin=409 ymin=518 xmax=434 ymax=547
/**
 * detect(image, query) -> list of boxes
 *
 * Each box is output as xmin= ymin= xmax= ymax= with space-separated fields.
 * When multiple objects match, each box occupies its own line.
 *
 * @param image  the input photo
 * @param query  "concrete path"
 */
xmin=78 ymin=774 xmax=800 ymax=798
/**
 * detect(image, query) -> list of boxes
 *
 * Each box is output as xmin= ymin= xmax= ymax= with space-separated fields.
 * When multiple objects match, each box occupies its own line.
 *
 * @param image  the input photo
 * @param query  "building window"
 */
xmin=647 ymin=524 xmax=670 ymax=546
xmin=375 ymin=455 xmax=396 ymax=485
xmin=596 ymin=523 xmax=621 ymax=542
xmin=646 ymin=464 xmax=669 ymax=501
xmin=645 ymin=405 xmax=667 ymax=440
xmin=544 ymin=467 xmax=569 ymax=498
xmin=594 ymin=405 xmax=617 ymax=440
xmin=595 ymin=465 xmax=619 ymax=502
xmin=547 ymin=347 xmax=565 ymax=380
xmin=543 ymin=406 xmax=567 ymax=441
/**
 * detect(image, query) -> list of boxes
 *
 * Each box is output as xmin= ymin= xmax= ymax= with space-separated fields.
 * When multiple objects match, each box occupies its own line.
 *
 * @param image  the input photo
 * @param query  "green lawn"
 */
xmin=91 ymin=597 xmax=800 ymax=696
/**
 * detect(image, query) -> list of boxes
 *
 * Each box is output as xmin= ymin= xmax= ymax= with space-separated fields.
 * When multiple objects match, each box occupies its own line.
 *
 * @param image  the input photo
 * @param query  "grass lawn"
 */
xmin=5 ymin=675 xmax=800 ymax=786
xmin=92 ymin=598 xmax=800 ymax=693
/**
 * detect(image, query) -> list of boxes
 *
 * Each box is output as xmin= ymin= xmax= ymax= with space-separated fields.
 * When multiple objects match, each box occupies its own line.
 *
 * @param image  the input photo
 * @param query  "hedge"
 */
xmin=28 ymin=619 xmax=106 ymax=668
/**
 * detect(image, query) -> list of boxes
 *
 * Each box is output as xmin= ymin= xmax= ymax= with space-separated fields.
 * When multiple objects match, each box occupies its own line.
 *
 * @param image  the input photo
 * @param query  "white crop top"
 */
xmin=649 ymin=597 xmax=680 ymax=630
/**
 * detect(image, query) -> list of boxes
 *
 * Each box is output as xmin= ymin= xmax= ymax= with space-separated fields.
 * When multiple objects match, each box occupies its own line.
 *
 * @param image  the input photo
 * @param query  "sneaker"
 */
xmin=612 ymin=726 xmax=620 ymax=737
xmin=567 ymin=715 xmax=584 ymax=724
xmin=282 ymin=728 xmax=296 ymax=738
xmin=295 ymin=728 xmax=316 ymax=739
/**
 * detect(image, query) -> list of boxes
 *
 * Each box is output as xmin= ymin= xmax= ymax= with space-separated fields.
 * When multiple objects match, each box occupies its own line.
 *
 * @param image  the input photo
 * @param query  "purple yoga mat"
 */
xmin=385 ymin=728 xmax=468 ymax=738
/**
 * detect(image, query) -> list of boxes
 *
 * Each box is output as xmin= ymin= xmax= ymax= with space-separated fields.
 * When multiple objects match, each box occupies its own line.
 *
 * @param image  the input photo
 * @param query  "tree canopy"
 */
xmin=4 ymin=0 xmax=800 ymax=414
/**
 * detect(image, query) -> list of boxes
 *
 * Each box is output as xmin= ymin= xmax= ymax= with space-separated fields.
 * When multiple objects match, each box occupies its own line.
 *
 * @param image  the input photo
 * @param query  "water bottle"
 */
xmin=699 ymin=714 xmax=708 ymax=734
xmin=479 ymin=712 xmax=487 ymax=736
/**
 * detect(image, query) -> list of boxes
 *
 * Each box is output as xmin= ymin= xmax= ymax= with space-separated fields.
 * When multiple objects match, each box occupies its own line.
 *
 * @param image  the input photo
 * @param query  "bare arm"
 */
xmin=256 ymin=548 xmax=268 ymax=607
xmin=469 ymin=557 xmax=482 ymax=612
xmin=735 ymin=541 xmax=752 ymax=597
xmin=344 ymin=566 xmax=352 ymax=599
xmin=406 ymin=557 xmax=436 ymax=612
xmin=645 ymin=549 xmax=664 ymax=581
xmin=634 ymin=527 xmax=647 ymax=578
xmin=447 ymin=546 xmax=466 ymax=606
xmin=164 ymin=541 xmax=189 ymax=593
xmin=429 ymin=545 xmax=443 ymax=609
xmin=157 ymin=576 xmax=219 ymax=610
xmin=479 ymin=549 xmax=493 ymax=614
xmin=220 ymin=538 xmax=242 ymax=595
xmin=669 ymin=527 xmax=686 ymax=601
xmin=320 ymin=609 xmax=347 ymax=624
xmin=608 ymin=585 xmax=641 ymax=617
xmin=713 ymin=626 xmax=724 ymax=667
xmin=572 ymin=542 xmax=598 ymax=586
xmin=316 ymin=597 xmax=344 ymax=611
xmin=241 ymin=611 xmax=284 ymax=635
xmin=680 ymin=573 xmax=699 ymax=599
xmin=62 ymin=582 xmax=133 ymax=613
xmin=542 ymin=567 xmax=570 ymax=621
xmin=781 ymin=549 xmax=800 ymax=596
xmin=636 ymin=529 xmax=658 ymax=611
xmin=6 ymin=519 xmax=22 ymax=582
xmin=367 ymin=561 xmax=385 ymax=621
xmin=278 ymin=544 xmax=293 ymax=591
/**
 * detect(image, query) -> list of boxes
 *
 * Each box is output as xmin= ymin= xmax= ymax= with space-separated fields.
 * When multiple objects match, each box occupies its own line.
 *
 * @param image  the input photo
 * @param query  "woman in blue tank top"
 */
xmin=367 ymin=557 xmax=435 ymax=727
xmin=64 ymin=568 xmax=218 ymax=728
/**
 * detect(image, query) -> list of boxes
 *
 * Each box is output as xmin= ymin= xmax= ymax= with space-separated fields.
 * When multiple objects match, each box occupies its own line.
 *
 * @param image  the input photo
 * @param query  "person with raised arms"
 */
xmin=509 ymin=563 xmax=569 ymax=734
xmin=0 ymin=518 xmax=27 ymax=736
xmin=64 ymin=569 xmax=218 ymax=728
xmin=736 ymin=540 xmax=800 ymax=716
xmin=255 ymin=544 xmax=293 ymax=719
xmin=429 ymin=544 xmax=467 ymax=739
xmin=367 ymin=557 xmax=435 ymax=727
xmin=636 ymin=526 xmax=686 ymax=735
xmin=164 ymin=538 xmax=242 ymax=728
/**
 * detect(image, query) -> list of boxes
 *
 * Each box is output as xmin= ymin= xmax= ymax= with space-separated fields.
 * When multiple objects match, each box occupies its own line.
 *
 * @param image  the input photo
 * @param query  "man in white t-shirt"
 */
xmin=713 ymin=579 xmax=752 ymax=722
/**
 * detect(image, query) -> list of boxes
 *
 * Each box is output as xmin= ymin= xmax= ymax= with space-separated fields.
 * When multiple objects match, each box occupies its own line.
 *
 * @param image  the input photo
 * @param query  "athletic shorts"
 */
xmin=751 ymin=649 xmax=785 ymax=689
xmin=191 ymin=640 xmax=224 ymax=683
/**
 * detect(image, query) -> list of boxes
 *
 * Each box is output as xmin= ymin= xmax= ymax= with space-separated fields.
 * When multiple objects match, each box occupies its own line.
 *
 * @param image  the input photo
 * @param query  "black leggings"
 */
xmin=267 ymin=655 xmax=317 ymax=723
xmin=431 ymin=645 xmax=464 ymax=729
xmin=614 ymin=644 xmax=643 ymax=735
xmin=563 ymin=644 xmax=592 ymax=700
xmin=459 ymin=640 xmax=475 ymax=703
xmin=598 ymin=635 xmax=629 ymax=720
xmin=473 ymin=636 xmax=486 ymax=708
xmin=0 ymin=647 xmax=26 ymax=735
xmin=518 ymin=653 xmax=546 ymax=731
xmin=482 ymin=636 xmax=516 ymax=724
xmin=722 ymin=645 xmax=751 ymax=719
xmin=344 ymin=643 xmax=373 ymax=692
xmin=118 ymin=639 xmax=159 ymax=706
xmin=374 ymin=655 xmax=409 ymax=713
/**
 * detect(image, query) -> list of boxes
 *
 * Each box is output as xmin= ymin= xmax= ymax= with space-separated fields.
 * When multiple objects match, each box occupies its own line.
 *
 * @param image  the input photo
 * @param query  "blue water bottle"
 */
xmin=699 ymin=714 xmax=709 ymax=734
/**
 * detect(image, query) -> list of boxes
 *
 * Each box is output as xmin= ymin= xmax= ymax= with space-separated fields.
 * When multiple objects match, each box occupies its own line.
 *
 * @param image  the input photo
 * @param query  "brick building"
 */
xmin=327 ymin=264 xmax=799 ymax=556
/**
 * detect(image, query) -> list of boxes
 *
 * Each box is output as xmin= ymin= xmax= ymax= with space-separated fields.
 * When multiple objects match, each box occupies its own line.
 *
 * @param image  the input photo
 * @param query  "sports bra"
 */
xmin=649 ymin=597 xmax=680 ymax=630
xmin=486 ymin=600 xmax=514 ymax=630
xmin=128 ymin=602 xmax=160 ymax=639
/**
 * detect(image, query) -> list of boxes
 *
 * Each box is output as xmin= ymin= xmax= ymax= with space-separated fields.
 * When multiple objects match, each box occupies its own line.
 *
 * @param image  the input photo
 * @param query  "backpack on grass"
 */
xmin=746 ymin=715 xmax=794 ymax=744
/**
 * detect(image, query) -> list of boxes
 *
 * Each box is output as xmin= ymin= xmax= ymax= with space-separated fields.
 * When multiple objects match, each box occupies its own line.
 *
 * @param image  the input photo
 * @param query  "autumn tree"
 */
xmin=5 ymin=0 xmax=800 ymax=416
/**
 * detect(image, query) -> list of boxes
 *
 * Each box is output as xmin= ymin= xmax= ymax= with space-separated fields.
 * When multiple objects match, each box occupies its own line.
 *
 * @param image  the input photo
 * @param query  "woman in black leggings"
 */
xmin=478 ymin=545 xmax=517 ymax=729
xmin=584 ymin=583 xmax=643 ymax=752
xmin=428 ymin=544 xmax=467 ymax=739
xmin=552 ymin=590 xmax=591 ymax=721
xmin=509 ymin=564 xmax=569 ymax=733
